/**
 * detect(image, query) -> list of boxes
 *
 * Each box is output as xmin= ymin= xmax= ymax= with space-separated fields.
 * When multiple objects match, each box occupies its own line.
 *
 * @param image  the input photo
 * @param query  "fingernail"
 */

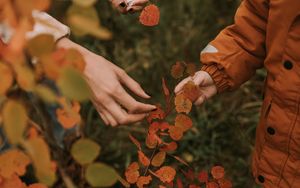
xmin=119 ymin=2 xmax=126 ymax=7
xmin=151 ymin=108 xmax=157 ymax=112
xmin=128 ymin=8 xmax=134 ymax=12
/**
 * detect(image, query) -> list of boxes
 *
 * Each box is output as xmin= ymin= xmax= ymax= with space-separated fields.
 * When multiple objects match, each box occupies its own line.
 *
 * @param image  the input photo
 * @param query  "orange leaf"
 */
xmin=0 ymin=62 xmax=13 ymax=95
xmin=186 ymin=63 xmax=197 ymax=76
xmin=138 ymin=151 xmax=150 ymax=166
xmin=155 ymin=166 xmax=176 ymax=183
xmin=145 ymin=133 xmax=158 ymax=149
xmin=198 ymin=171 xmax=208 ymax=183
xmin=139 ymin=4 xmax=160 ymax=26
xmin=136 ymin=176 xmax=152 ymax=188
xmin=177 ymin=178 xmax=184 ymax=188
xmin=171 ymin=62 xmax=184 ymax=79
xmin=125 ymin=162 xmax=140 ymax=184
xmin=189 ymin=185 xmax=200 ymax=188
xmin=168 ymin=126 xmax=183 ymax=141
xmin=129 ymin=134 xmax=142 ymax=150
xmin=218 ymin=179 xmax=232 ymax=188
xmin=159 ymin=122 xmax=170 ymax=131
xmin=151 ymin=151 xmax=166 ymax=167
xmin=15 ymin=65 xmax=35 ymax=91
xmin=56 ymin=101 xmax=81 ymax=129
xmin=0 ymin=149 xmax=31 ymax=178
xmin=28 ymin=183 xmax=48 ymax=188
xmin=0 ymin=174 xmax=27 ymax=188
xmin=207 ymin=182 xmax=219 ymax=188
xmin=149 ymin=122 xmax=160 ymax=134
xmin=160 ymin=142 xmax=177 ymax=152
xmin=175 ymin=93 xmax=192 ymax=114
xmin=211 ymin=166 xmax=225 ymax=180
xmin=183 ymin=81 xmax=201 ymax=102
xmin=175 ymin=114 xmax=193 ymax=132
xmin=147 ymin=105 xmax=165 ymax=123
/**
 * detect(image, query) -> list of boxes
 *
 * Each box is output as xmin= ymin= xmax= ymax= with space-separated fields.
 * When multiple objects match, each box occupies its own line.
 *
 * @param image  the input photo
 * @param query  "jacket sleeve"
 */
xmin=201 ymin=0 xmax=269 ymax=93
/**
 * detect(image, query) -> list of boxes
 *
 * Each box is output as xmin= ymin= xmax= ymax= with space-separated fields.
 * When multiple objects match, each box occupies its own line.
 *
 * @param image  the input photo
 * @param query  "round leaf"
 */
xmin=85 ymin=163 xmax=118 ymax=187
xmin=2 ymin=100 xmax=27 ymax=144
xmin=71 ymin=138 xmax=101 ymax=165
xmin=57 ymin=67 xmax=90 ymax=101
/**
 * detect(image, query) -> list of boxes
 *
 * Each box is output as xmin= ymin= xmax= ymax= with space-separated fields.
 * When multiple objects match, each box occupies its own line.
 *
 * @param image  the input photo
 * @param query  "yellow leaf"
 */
xmin=85 ymin=163 xmax=118 ymax=187
xmin=23 ymin=137 xmax=57 ymax=186
xmin=57 ymin=67 xmax=90 ymax=101
xmin=71 ymin=138 xmax=101 ymax=165
xmin=15 ymin=65 xmax=35 ymax=91
xmin=27 ymin=34 xmax=55 ymax=58
xmin=151 ymin=151 xmax=166 ymax=167
xmin=0 ymin=62 xmax=13 ymax=95
xmin=72 ymin=0 xmax=97 ymax=7
xmin=0 ymin=149 xmax=31 ymax=178
xmin=34 ymin=85 xmax=57 ymax=103
xmin=2 ymin=100 xmax=27 ymax=144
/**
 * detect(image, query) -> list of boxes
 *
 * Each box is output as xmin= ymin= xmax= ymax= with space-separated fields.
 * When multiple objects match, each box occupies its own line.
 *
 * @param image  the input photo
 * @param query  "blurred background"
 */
xmin=50 ymin=0 xmax=265 ymax=187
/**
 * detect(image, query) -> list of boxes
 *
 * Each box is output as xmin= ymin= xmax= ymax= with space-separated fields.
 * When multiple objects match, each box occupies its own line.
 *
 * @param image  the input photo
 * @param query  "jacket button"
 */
xmin=283 ymin=60 xmax=293 ymax=70
xmin=258 ymin=175 xmax=265 ymax=183
xmin=267 ymin=127 xmax=275 ymax=135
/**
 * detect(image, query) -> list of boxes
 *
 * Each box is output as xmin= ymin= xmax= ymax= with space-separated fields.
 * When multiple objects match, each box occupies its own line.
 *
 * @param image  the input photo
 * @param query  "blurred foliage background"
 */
xmin=50 ymin=0 xmax=265 ymax=187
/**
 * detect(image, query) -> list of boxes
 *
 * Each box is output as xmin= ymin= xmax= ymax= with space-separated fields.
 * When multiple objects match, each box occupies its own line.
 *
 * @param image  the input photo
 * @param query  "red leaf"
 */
xmin=175 ymin=114 xmax=193 ymax=132
xmin=129 ymin=134 xmax=141 ymax=150
xmin=146 ymin=133 xmax=158 ymax=149
xmin=198 ymin=171 xmax=208 ymax=183
xmin=125 ymin=162 xmax=140 ymax=184
xmin=171 ymin=62 xmax=184 ymax=79
xmin=136 ymin=176 xmax=152 ymax=188
xmin=139 ymin=4 xmax=160 ymax=26
xmin=218 ymin=179 xmax=232 ymax=188
xmin=177 ymin=178 xmax=184 ymax=188
xmin=186 ymin=63 xmax=197 ymax=76
xmin=207 ymin=182 xmax=219 ymax=188
xmin=147 ymin=105 xmax=165 ymax=123
xmin=159 ymin=122 xmax=170 ymax=131
xmin=138 ymin=151 xmax=150 ymax=166
xmin=211 ymin=166 xmax=225 ymax=180
xmin=155 ymin=166 xmax=176 ymax=183
xmin=160 ymin=142 xmax=178 ymax=152
xmin=183 ymin=81 xmax=201 ymax=102
xmin=168 ymin=126 xmax=183 ymax=141
xmin=189 ymin=185 xmax=200 ymax=188
xmin=149 ymin=122 xmax=160 ymax=134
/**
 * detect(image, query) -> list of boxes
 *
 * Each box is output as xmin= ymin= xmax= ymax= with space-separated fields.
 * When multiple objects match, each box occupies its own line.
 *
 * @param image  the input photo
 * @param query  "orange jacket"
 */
xmin=201 ymin=0 xmax=300 ymax=187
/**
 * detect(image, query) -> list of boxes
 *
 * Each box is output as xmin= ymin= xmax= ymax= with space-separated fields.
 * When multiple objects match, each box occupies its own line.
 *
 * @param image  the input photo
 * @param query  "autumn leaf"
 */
xmin=177 ymin=178 xmax=184 ymax=188
xmin=0 ymin=62 xmax=13 ymax=95
xmin=160 ymin=142 xmax=178 ymax=152
xmin=146 ymin=133 xmax=158 ymax=149
xmin=182 ymin=169 xmax=195 ymax=181
xmin=2 ymin=100 xmax=27 ymax=144
xmin=175 ymin=114 xmax=193 ymax=132
xmin=211 ymin=166 xmax=225 ymax=180
xmin=125 ymin=162 xmax=140 ymax=184
xmin=168 ymin=126 xmax=183 ymax=141
xmin=71 ymin=138 xmax=101 ymax=165
xmin=198 ymin=171 xmax=208 ymax=183
xmin=183 ymin=81 xmax=201 ymax=102
xmin=147 ymin=105 xmax=165 ymax=123
xmin=189 ymin=185 xmax=200 ymax=188
xmin=27 ymin=34 xmax=55 ymax=58
xmin=0 ymin=149 xmax=31 ymax=178
xmin=149 ymin=122 xmax=160 ymax=134
xmin=136 ymin=176 xmax=152 ymax=188
xmin=218 ymin=179 xmax=232 ymax=188
xmin=72 ymin=0 xmax=97 ymax=7
xmin=154 ymin=166 xmax=176 ymax=183
xmin=139 ymin=4 xmax=160 ymax=26
xmin=0 ymin=174 xmax=27 ymax=188
xmin=15 ymin=65 xmax=35 ymax=91
xmin=171 ymin=62 xmax=184 ymax=79
xmin=28 ymin=183 xmax=48 ymax=188
xmin=151 ymin=151 xmax=166 ymax=167
xmin=56 ymin=101 xmax=81 ymax=129
xmin=186 ymin=63 xmax=197 ymax=76
xmin=34 ymin=85 xmax=57 ymax=103
xmin=175 ymin=93 xmax=192 ymax=114
xmin=64 ymin=48 xmax=86 ymax=72
xmin=23 ymin=137 xmax=57 ymax=186
xmin=85 ymin=163 xmax=118 ymax=187
xmin=138 ymin=151 xmax=150 ymax=166
xmin=129 ymin=134 xmax=142 ymax=150
xmin=207 ymin=182 xmax=219 ymax=188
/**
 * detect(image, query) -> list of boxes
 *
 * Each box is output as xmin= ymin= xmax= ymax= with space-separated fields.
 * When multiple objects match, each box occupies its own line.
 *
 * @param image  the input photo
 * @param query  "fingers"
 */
xmin=174 ymin=76 xmax=192 ymax=94
xmin=113 ymin=86 xmax=156 ymax=113
xmin=110 ymin=0 xmax=128 ymax=13
xmin=117 ymin=69 xmax=151 ymax=99
xmin=127 ymin=5 xmax=144 ymax=13
xmin=127 ymin=0 xmax=148 ymax=6
xmin=195 ymin=95 xmax=206 ymax=106
xmin=106 ymin=99 xmax=147 ymax=126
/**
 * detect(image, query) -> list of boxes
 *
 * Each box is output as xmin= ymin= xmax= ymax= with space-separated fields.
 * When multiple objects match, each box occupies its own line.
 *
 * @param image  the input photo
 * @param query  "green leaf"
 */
xmin=71 ymin=138 xmax=100 ymax=165
xmin=85 ymin=163 xmax=118 ymax=187
xmin=2 ymin=100 xmax=27 ymax=144
xmin=72 ymin=0 xmax=97 ymax=7
xmin=23 ymin=137 xmax=57 ymax=186
xmin=57 ymin=67 xmax=90 ymax=101
xmin=27 ymin=34 xmax=55 ymax=57
xmin=34 ymin=85 xmax=57 ymax=103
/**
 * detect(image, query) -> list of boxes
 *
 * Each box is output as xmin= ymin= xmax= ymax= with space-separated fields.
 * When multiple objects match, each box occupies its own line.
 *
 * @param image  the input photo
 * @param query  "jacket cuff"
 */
xmin=26 ymin=11 xmax=70 ymax=41
xmin=201 ymin=64 xmax=230 ymax=93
